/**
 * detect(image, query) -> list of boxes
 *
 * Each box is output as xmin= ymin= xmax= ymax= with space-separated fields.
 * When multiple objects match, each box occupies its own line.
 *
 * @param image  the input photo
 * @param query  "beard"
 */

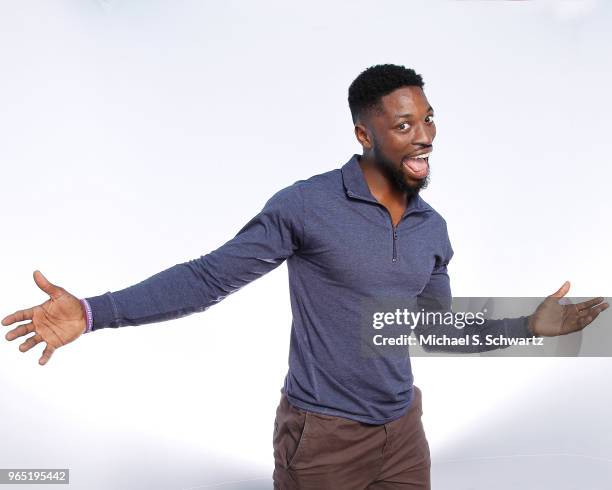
xmin=372 ymin=143 xmax=430 ymax=198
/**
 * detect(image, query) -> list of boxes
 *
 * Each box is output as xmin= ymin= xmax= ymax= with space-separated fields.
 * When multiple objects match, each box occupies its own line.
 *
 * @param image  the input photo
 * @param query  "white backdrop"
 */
xmin=1 ymin=1 xmax=611 ymax=489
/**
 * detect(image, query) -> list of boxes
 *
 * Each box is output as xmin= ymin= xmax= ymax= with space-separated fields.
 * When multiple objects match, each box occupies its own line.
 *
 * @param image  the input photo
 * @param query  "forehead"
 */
xmin=378 ymin=86 xmax=430 ymax=117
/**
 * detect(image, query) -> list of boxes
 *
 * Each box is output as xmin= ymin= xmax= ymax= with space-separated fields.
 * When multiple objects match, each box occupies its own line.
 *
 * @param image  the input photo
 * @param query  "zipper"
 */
xmin=392 ymin=226 xmax=398 ymax=262
xmin=380 ymin=204 xmax=402 ymax=263
xmin=386 ymin=210 xmax=402 ymax=263
xmin=346 ymin=190 xmax=410 ymax=263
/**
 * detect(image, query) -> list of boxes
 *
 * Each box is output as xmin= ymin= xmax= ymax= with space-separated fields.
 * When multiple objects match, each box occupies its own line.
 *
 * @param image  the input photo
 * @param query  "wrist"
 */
xmin=527 ymin=315 xmax=539 ymax=337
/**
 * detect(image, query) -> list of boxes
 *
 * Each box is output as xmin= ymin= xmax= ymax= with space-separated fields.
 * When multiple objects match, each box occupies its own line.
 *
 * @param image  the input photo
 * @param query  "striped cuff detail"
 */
xmin=80 ymin=298 xmax=93 ymax=334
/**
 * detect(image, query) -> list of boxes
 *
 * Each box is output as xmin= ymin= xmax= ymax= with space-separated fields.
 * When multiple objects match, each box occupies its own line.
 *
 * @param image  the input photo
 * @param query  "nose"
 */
xmin=413 ymin=121 xmax=435 ymax=147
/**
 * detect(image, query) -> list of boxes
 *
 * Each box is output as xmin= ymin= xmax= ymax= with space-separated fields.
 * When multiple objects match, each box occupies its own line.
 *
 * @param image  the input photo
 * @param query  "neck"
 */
xmin=358 ymin=153 xmax=408 ymax=207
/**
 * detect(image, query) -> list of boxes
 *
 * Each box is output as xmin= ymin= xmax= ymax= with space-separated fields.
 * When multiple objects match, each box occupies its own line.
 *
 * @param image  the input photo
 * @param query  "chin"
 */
xmin=403 ymin=175 xmax=429 ymax=193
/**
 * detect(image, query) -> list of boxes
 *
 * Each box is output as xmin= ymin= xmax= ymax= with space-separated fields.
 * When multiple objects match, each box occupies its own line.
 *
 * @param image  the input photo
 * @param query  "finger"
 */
xmin=575 ymin=297 xmax=605 ymax=311
xmin=2 ymin=307 xmax=35 ymax=327
xmin=5 ymin=322 xmax=35 ymax=341
xmin=580 ymin=303 xmax=609 ymax=321
xmin=19 ymin=333 xmax=43 ymax=353
xmin=39 ymin=344 xmax=55 ymax=366
xmin=551 ymin=281 xmax=571 ymax=299
xmin=33 ymin=270 xmax=64 ymax=301
xmin=574 ymin=304 xmax=609 ymax=332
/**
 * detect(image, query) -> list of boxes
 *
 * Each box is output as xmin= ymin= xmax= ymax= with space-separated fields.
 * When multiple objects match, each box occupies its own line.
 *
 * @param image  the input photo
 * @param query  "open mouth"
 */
xmin=401 ymin=152 xmax=430 ymax=180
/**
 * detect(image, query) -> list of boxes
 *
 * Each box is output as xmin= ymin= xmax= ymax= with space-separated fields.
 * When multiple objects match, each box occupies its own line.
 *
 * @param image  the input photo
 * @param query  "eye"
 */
xmin=425 ymin=114 xmax=435 ymax=124
xmin=398 ymin=122 xmax=410 ymax=131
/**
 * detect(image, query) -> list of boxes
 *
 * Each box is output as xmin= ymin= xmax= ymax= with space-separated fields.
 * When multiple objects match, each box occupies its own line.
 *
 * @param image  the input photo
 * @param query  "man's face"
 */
xmin=358 ymin=86 xmax=436 ymax=196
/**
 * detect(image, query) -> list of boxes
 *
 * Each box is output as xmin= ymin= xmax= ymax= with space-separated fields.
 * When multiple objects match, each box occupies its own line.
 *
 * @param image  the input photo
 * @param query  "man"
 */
xmin=3 ymin=64 xmax=608 ymax=489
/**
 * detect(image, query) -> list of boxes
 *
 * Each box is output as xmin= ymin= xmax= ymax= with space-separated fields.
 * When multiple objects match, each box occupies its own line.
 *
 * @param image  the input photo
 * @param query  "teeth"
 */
xmin=411 ymin=152 xmax=431 ymax=159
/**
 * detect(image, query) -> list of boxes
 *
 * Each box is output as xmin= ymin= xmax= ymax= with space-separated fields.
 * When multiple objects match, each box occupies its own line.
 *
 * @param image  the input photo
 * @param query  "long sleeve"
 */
xmin=84 ymin=182 xmax=305 ymax=331
xmin=413 ymin=220 xmax=534 ymax=353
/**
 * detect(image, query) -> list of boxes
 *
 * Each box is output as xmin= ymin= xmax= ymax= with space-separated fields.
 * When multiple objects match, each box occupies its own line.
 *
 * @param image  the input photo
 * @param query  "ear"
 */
xmin=354 ymin=123 xmax=373 ymax=150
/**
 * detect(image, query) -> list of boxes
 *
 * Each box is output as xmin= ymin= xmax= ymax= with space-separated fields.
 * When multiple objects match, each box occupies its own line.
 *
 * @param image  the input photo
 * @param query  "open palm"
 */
xmin=2 ymin=270 xmax=86 ymax=365
xmin=528 ymin=281 xmax=609 ymax=337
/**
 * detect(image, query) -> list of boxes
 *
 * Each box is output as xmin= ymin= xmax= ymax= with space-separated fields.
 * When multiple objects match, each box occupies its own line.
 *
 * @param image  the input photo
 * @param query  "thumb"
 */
xmin=550 ymin=280 xmax=571 ymax=299
xmin=33 ymin=270 xmax=64 ymax=300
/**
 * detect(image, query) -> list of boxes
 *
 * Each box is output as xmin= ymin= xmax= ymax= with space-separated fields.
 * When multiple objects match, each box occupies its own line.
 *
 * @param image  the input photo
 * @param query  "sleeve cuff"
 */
xmin=505 ymin=315 xmax=540 ymax=339
xmin=79 ymin=299 xmax=93 ymax=334
xmin=83 ymin=292 xmax=119 ymax=331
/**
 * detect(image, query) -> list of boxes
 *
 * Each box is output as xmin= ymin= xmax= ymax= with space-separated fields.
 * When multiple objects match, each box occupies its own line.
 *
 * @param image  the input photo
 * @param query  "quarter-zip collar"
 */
xmin=340 ymin=153 xmax=431 ymax=219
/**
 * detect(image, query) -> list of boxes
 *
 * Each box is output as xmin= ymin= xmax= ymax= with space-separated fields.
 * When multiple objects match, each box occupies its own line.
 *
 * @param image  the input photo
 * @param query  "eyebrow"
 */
xmin=394 ymin=105 xmax=434 ymax=120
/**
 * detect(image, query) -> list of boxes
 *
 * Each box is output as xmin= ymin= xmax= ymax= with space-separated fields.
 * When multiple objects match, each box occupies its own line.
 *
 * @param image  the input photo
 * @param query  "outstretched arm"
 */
xmin=413 ymin=225 xmax=608 ymax=353
xmin=412 ymin=222 xmax=534 ymax=354
xmin=2 ymin=181 xmax=305 ymax=364
xmin=84 ymin=182 xmax=305 ymax=331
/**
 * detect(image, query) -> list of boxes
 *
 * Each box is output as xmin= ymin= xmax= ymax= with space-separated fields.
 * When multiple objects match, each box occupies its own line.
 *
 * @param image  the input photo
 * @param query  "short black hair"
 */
xmin=348 ymin=64 xmax=424 ymax=125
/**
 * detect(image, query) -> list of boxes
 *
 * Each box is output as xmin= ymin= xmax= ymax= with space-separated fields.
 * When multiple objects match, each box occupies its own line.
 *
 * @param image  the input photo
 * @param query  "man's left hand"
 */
xmin=528 ymin=281 xmax=609 ymax=337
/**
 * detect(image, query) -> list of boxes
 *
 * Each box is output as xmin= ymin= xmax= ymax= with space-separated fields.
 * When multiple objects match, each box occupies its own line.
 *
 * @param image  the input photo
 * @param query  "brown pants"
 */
xmin=272 ymin=386 xmax=430 ymax=489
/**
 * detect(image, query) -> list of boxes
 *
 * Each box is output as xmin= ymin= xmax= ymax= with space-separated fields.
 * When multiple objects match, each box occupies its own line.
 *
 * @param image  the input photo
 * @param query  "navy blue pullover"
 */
xmin=85 ymin=154 xmax=532 ymax=424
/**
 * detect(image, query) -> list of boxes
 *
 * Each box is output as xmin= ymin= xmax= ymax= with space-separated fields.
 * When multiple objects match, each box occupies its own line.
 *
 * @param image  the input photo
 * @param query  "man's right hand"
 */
xmin=2 ymin=270 xmax=87 ymax=366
